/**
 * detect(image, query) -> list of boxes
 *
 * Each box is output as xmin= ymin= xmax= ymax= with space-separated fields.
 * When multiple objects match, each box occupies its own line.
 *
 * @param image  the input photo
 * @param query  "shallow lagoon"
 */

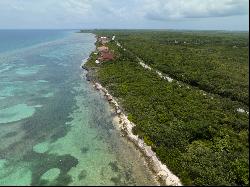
xmin=0 ymin=31 xmax=157 ymax=185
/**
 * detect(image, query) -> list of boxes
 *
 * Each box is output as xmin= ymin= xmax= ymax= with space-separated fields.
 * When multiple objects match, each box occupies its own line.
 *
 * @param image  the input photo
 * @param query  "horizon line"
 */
xmin=0 ymin=28 xmax=249 ymax=32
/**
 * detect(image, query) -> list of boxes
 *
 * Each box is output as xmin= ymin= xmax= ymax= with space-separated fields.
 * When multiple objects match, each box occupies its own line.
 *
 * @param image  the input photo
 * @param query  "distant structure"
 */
xmin=97 ymin=46 xmax=109 ymax=52
xmin=96 ymin=36 xmax=115 ymax=63
xmin=112 ymin=35 xmax=116 ymax=41
xmin=98 ymin=51 xmax=114 ymax=62
xmin=98 ymin=36 xmax=110 ymax=45
xmin=116 ymin=42 xmax=121 ymax=47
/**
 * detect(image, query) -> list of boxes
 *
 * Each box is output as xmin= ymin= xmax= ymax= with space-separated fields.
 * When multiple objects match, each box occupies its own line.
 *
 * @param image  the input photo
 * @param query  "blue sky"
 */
xmin=0 ymin=0 xmax=249 ymax=30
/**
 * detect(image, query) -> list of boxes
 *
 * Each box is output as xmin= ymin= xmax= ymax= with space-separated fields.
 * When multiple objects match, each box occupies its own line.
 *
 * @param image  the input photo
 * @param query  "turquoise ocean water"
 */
xmin=0 ymin=30 xmax=157 ymax=185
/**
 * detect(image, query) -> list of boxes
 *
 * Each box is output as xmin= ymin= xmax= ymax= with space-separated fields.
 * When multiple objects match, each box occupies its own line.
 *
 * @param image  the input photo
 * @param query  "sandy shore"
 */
xmin=81 ymin=67 xmax=182 ymax=186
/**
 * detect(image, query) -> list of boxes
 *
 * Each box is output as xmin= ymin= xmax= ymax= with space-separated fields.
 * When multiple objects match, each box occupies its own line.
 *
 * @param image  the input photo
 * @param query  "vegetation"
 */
xmin=84 ymin=30 xmax=249 ymax=105
xmin=84 ymin=30 xmax=249 ymax=186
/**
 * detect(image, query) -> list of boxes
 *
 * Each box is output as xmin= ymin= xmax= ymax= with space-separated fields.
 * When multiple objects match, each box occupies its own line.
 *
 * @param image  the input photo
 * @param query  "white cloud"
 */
xmin=143 ymin=0 xmax=249 ymax=20
xmin=0 ymin=0 xmax=248 ymax=29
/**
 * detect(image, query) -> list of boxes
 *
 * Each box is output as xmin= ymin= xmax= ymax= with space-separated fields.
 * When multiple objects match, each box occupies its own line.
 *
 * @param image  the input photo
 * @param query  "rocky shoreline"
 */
xmin=81 ymin=61 xmax=182 ymax=186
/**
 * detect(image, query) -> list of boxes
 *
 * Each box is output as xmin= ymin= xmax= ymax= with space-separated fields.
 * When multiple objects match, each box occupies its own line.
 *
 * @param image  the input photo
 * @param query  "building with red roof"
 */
xmin=98 ymin=51 xmax=114 ymax=62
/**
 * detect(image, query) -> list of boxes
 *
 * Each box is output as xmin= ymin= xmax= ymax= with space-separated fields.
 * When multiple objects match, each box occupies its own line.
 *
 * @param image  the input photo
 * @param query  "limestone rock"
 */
xmin=145 ymin=146 xmax=155 ymax=157
xmin=116 ymin=109 xmax=121 ymax=115
xmin=107 ymin=95 xmax=113 ymax=101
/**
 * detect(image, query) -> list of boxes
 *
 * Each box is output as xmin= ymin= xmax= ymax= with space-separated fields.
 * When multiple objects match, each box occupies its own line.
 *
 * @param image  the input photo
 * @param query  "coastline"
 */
xmin=80 ymin=36 xmax=182 ymax=186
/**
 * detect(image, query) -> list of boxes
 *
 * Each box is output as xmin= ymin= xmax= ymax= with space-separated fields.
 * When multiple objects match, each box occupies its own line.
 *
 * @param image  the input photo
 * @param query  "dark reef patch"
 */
xmin=109 ymin=161 xmax=119 ymax=172
xmin=110 ymin=174 xmax=122 ymax=185
xmin=2 ymin=131 xmax=18 ymax=138
xmin=78 ymin=169 xmax=87 ymax=180
xmin=22 ymin=151 xmax=78 ymax=186
xmin=80 ymin=147 xmax=89 ymax=154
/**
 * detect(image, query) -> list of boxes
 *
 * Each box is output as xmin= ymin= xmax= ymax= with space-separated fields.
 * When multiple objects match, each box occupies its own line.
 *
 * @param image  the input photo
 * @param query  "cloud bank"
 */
xmin=143 ymin=0 xmax=248 ymax=20
xmin=0 ymin=0 xmax=248 ymax=30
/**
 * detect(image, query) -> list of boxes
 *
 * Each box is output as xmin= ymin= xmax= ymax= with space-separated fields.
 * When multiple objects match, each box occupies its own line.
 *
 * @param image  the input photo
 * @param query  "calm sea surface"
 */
xmin=0 ymin=30 xmax=157 ymax=185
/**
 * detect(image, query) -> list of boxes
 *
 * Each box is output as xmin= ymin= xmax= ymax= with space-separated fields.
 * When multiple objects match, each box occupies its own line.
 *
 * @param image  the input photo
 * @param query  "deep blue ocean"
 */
xmin=0 ymin=30 xmax=156 ymax=185
xmin=0 ymin=30 xmax=71 ymax=53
